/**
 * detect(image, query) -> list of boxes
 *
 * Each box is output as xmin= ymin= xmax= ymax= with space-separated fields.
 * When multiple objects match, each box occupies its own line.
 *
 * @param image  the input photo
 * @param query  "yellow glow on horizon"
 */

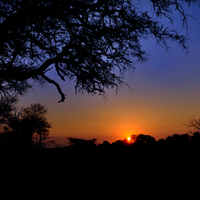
xmin=127 ymin=137 xmax=131 ymax=141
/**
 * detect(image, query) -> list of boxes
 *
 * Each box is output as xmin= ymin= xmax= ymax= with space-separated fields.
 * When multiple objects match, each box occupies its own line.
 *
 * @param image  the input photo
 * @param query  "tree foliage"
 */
xmin=0 ymin=95 xmax=52 ymax=148
xmin=0 ymin=0 xmax=198 ymax=102
xmin=133 ymin=134 xmax=156 ymax=145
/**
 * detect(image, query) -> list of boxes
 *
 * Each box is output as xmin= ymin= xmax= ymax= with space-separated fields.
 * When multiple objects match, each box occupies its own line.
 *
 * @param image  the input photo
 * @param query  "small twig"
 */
xmin=55 ymin=62 xmax=65 ymax=81
xmin=44 ymin=67 xmax=53 ymax=74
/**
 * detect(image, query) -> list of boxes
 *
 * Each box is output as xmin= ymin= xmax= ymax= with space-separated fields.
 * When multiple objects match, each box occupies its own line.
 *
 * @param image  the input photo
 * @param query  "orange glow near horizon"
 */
xmin=127 ymin=137 xmax=131 ymax=141
xmin=15 ymin=6 xmax=200 ymax=148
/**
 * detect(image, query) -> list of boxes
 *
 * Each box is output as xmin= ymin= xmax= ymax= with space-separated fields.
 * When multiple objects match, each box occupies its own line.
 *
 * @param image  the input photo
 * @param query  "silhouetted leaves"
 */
xmin=133 ymin=134 xmax=156 ymax=145
xmin=0 ymin=95 xmax=53 ymax=149
xmin=0 ymin=0 xmax=197 ymax=101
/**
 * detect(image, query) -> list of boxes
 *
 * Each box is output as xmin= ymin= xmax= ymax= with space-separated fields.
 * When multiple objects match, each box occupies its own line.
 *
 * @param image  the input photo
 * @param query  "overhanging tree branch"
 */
xmin=0 ymin=0 xmax=198 ymax=102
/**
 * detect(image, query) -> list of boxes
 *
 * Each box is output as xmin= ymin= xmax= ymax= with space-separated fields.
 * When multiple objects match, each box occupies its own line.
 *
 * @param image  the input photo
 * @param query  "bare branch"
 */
xmin=41 ymin=73 xmax=65 ymax=103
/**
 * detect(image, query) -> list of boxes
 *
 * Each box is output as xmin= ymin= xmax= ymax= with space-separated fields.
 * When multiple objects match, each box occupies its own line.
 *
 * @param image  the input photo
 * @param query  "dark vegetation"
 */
xmin=0 ymin=96 xmax=200 ymax=157
xmin=64 ymin=132 xmax=200 ymax=157
xmin=0 ymin=0 xmax=198 ymax=102
xmin=0 ymin=95 xmax=53 ymax=149
xmin=0 ymin=97 xmax=199 ymax=193
xmin=0 ymin=95 xmax=199 ymax=167
xmin=1 ymin=1 xmax=199 ymax=192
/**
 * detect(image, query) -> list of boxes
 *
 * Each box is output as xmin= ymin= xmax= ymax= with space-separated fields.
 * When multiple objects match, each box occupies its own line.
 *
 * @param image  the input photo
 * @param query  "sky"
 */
xmin=18 ymin=3 xmax=200 ymax=146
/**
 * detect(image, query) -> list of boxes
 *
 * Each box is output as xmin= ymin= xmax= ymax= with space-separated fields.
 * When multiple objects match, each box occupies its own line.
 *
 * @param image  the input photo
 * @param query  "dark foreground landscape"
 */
xmin=1 ymin=132 xmax=200 ymax=164
xmin=1 ymin=133 xmax=200 ymax=198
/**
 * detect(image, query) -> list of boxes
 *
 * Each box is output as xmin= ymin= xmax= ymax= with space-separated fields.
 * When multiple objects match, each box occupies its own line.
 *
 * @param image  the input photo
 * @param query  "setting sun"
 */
xmin=127 ymin=137 xmax=131 ymax=141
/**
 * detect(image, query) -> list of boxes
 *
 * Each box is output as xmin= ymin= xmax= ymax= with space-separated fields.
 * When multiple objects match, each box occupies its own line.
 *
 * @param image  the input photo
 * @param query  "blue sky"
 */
xmin=18 ymin=2 xmax=200 ymax=146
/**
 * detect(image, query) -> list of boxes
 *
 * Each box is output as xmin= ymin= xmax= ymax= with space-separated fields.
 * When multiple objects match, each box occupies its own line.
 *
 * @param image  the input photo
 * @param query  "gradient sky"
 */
xmin=18 ymin=3 xmax=200 ymax=146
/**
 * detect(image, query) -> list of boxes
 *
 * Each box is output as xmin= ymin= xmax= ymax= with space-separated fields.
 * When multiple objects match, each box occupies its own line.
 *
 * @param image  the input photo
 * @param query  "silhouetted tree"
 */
xmin=98 ymin=140 xmax=111 ymax=149
xmin=167 ymin=133 xmax=190 ymax=147
xmin=102 ymin=141 xmax=111 ymax=146
xmin=133 ymin=134 xmax=156 ymax=145
xmin=20 ymin=103 xmax=53 ymax=148
xmin=0 ymin=0 xmax=197 ymax=102
xmin=0 ymin=95 xmax=52 ymax=148
xmin=112 ymin=139 xmax=126 ymax=147
xmin=67 ymin=137 xmax=97 ymax=148
xmin=157 ymin=138 xmax=165 ymax=144
xmin=190 ymin=132 xmax=200 ymax=147
xmin=173 ymin=133 xmax=190 ymax=144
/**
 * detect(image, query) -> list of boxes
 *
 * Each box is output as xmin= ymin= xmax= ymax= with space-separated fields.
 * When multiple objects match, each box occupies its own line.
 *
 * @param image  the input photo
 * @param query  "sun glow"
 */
xmin=127 ymin=137 xmax=131 ymax=141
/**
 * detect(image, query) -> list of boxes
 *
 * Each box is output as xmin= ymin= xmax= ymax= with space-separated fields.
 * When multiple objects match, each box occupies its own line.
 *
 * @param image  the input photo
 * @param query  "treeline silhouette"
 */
xmin=62 ymin=133 xmax=200 ymax=157
xmin=65 ymin=132 xmax=200 ymax=149
xmin=19 ymin=132 xmax=196 ymax=165
xmin=1 ymin=125 xmax=200 ymax=157
xmin=1 ymin=122 xmax=199 ymax=193
xmin=0 ymin=96 xmax=200 ymax=166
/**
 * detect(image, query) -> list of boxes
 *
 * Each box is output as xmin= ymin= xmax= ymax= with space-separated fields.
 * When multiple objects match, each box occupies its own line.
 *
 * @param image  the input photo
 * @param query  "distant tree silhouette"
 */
xmin=132 ymin=134 xmax=156 ymax=146
xmin=0 ymin=0 xmax=197 ymax=102
xmin=0 ymin=95 xmax=52 ymax=149
xmin=112 ymin=139 xmax=126 ymax=147
xmin=67 ymin=137 xmax=97 ymax=148
xmin=164 ymin=133 xmax=190 ymax=150
xmin=157 ymin=138 xmax=165 ymax=144
xmin=98 ymin=140 xmax=111 ymax=149
xmin=20 ymin=103 xmax=53 ymax=148
xmin=101 ymin=141 xmax=111 ymax=146
xmin=190 ymin=132 xmax=200 ymax=147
